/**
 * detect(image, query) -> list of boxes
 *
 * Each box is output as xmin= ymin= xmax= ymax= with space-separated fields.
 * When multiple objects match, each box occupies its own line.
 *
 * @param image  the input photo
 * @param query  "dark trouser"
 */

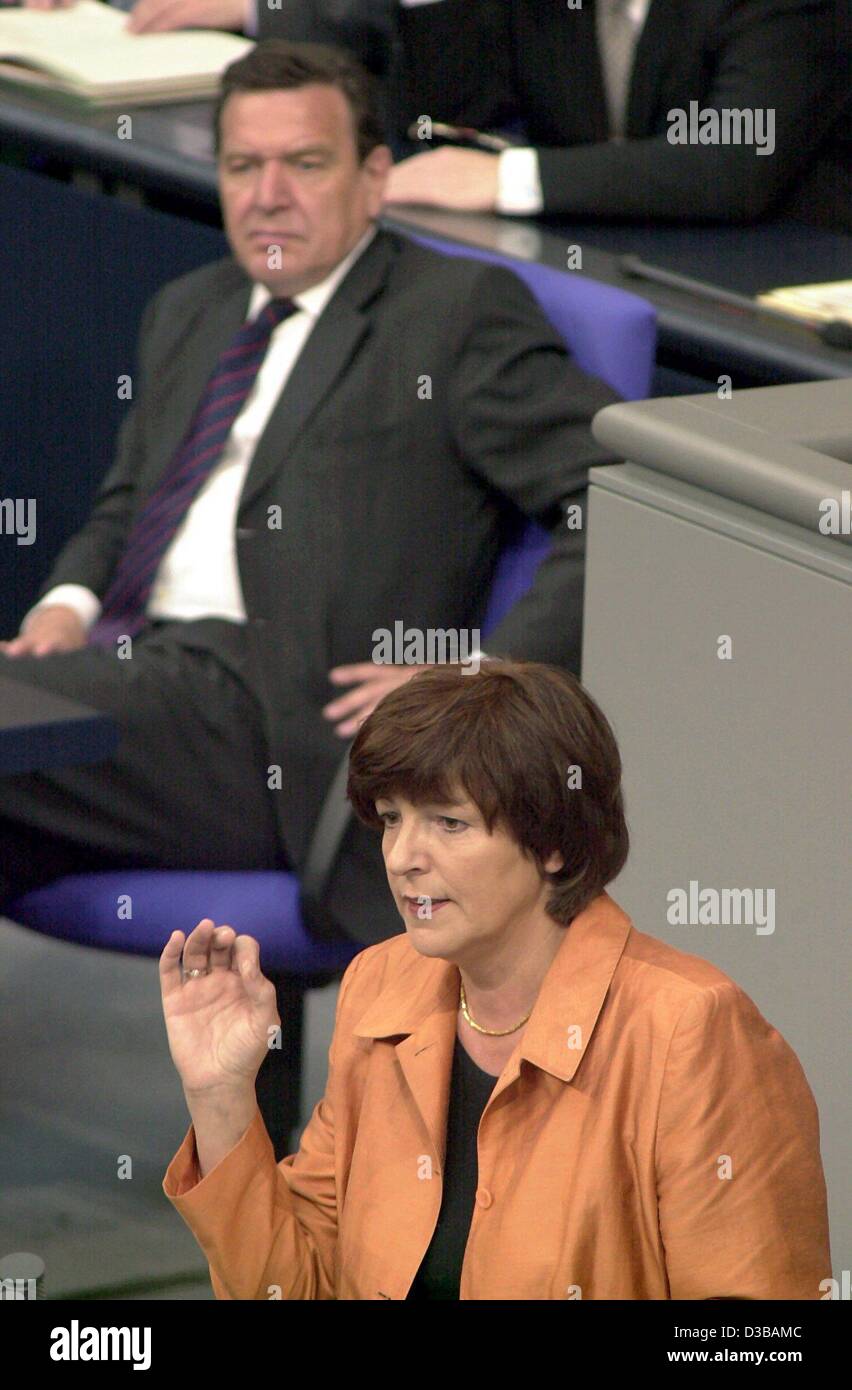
xmin=0 ymin=619 xmax=285 ymax=899
xmin=0 ymin=619 xmax=305 ymax=1155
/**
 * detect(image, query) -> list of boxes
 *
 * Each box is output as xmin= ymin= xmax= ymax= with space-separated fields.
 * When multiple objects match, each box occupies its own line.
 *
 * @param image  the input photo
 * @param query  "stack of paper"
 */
xmin=0 ymin=0 xmax=252 ymax=105
xmin=757 ymin=280 xmax=852 ymax=327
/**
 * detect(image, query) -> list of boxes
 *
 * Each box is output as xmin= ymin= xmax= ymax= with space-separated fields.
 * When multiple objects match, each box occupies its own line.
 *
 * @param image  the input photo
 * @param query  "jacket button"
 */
xmin=475 ymin=1187 xmax=493 ymax=1208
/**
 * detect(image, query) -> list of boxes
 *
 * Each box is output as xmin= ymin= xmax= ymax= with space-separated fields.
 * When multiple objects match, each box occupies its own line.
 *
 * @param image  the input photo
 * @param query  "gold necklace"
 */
xmin=459 ymin=979 xmax=533 ymax=1036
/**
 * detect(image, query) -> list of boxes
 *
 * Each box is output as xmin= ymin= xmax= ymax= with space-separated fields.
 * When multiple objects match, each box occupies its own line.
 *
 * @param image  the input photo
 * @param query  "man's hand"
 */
xmin=323 ymin=663 xmax=430 ymax=738
xmin=384 ymin=149 xmax=501 ymax=213
xmin=126 ymin=0 xmax=249 ymax=33
xmin=0 ymin=605 xmax=87 ymax=658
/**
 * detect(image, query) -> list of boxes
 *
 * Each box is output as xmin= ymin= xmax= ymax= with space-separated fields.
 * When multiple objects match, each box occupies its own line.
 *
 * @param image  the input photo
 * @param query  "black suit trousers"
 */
xmin=0 ymin=619 xmax=287 ymax=910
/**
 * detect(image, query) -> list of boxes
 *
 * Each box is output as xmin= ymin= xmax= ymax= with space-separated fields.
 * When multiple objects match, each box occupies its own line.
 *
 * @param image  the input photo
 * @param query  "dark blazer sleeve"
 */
xmin=392 ymin=0 xmax=517 ymax=135
xmin=535 ymin=0 xmax=849 ymax=222
xmin=392 ymin=0 xmax=848 ymax=224
xmin=256 ymin=0 xmax=395 ymax=74
xmin=32 ymin=294 xmax=163 ymax=603
xmin=446 ymin=265 xmax=622 ymax=671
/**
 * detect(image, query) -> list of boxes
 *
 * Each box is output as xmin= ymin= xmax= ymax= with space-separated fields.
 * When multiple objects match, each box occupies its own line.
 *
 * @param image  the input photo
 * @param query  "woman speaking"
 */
xmin=161 ymin=661 xmax=830 ymax=1299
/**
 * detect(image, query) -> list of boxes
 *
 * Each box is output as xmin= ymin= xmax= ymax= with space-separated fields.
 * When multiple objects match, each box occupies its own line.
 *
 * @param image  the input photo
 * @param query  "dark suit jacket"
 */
xmin=36 ymin=228 xmax=619 ymax=944
xmin=256 ymin=0 xmax=393 ymax=74
xmin=390 ymin=0 xmax=851 ymax=226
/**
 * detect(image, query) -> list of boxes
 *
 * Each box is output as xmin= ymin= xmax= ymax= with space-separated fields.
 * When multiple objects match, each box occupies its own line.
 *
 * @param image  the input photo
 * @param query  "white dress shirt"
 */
xmin=26 ymin=226 xmax=378 ymax=634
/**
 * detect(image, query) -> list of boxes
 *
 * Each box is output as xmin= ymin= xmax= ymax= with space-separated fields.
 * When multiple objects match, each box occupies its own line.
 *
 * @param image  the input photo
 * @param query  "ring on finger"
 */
xmin=183 ymin=967 xmax=208 ymax=980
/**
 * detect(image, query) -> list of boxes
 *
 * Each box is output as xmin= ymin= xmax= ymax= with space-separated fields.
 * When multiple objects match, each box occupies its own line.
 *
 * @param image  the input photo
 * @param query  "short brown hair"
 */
xmin=213 ymin=38 xmax=385 ymax=162
xmin=347 ymin=661 xmax=629 ymax=927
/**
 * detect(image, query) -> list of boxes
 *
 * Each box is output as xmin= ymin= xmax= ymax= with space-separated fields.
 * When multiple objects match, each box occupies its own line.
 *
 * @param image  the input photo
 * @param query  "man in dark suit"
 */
xmin=0 ymin=39 xmax=619 ymax=951
xmin=379 ymin=0 xmax=850 ymax=228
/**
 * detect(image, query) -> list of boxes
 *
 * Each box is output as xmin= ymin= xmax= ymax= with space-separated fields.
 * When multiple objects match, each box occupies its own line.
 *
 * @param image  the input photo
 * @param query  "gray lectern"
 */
xmin=583 ymin=378 xmax=852 ymax=1288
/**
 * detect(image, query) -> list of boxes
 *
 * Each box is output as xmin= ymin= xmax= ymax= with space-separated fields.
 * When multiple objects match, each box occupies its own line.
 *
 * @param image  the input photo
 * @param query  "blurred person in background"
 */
xmin=26 ymin=0 xmax=843 ymax=228
xmin=0 ymin=41 xmax=618 ymax=1149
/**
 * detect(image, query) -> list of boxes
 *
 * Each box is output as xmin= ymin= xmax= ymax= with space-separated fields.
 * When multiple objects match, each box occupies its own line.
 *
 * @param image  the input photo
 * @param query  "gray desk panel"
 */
xmin=588 ymin=462 xmax=852 ymax=583
xmin=593 ymin=380 xmax=852 ymax=541
xmin=582 ymin=471 xmax=851 ymax=1282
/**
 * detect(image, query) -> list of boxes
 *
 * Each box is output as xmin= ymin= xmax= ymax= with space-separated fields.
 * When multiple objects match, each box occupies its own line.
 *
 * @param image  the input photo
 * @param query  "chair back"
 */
xmin=401 ymin=231 xmax=658 ymax=634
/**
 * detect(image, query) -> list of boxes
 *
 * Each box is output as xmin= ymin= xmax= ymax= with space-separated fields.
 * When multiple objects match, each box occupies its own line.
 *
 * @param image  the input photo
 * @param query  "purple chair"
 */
xmin=8 ymin=242 xmax=656 ymax=974
xmin=414 ymin=233 xmax=656 ymax=635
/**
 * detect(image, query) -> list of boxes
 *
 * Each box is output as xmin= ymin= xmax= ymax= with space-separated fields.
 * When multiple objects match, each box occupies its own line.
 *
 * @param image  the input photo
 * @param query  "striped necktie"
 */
xmin=596 ymin=0 xmax=638 ymax=140
xmin=93 ymin=296 xmax=298 ymax=644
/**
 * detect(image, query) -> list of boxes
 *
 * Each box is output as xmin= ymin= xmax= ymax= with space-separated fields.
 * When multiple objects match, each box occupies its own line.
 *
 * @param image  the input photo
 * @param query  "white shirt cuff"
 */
xmin=22 ymin=584 xmax=102 ymax=634
xmin=496 ymin=148 xmax=544 ymax=216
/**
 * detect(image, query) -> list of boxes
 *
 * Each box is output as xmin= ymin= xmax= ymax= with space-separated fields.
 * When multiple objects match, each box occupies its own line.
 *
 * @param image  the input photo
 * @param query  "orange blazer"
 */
xmin=163 ymin=892 xmax=831 ymax=1299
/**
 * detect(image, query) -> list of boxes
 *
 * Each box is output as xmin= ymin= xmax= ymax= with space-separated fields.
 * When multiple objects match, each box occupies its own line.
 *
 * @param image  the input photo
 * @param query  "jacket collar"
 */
xmin=227 ymin=220 xmax=397 ymax=323
xmin=353 ymin=891 xmax=633 ymax=1084
xmin=246 ymin=225 xmax=379 ymax=323
xmin=235 ymin=226 xmax=399 ymax=515
xmin=142 ymin=226 xmax=398 ymax=502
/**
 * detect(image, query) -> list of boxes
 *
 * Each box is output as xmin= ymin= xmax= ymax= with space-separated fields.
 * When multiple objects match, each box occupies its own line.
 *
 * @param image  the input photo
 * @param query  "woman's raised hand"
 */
xmin=159 ymin=919 xmax=280 ymax=1097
